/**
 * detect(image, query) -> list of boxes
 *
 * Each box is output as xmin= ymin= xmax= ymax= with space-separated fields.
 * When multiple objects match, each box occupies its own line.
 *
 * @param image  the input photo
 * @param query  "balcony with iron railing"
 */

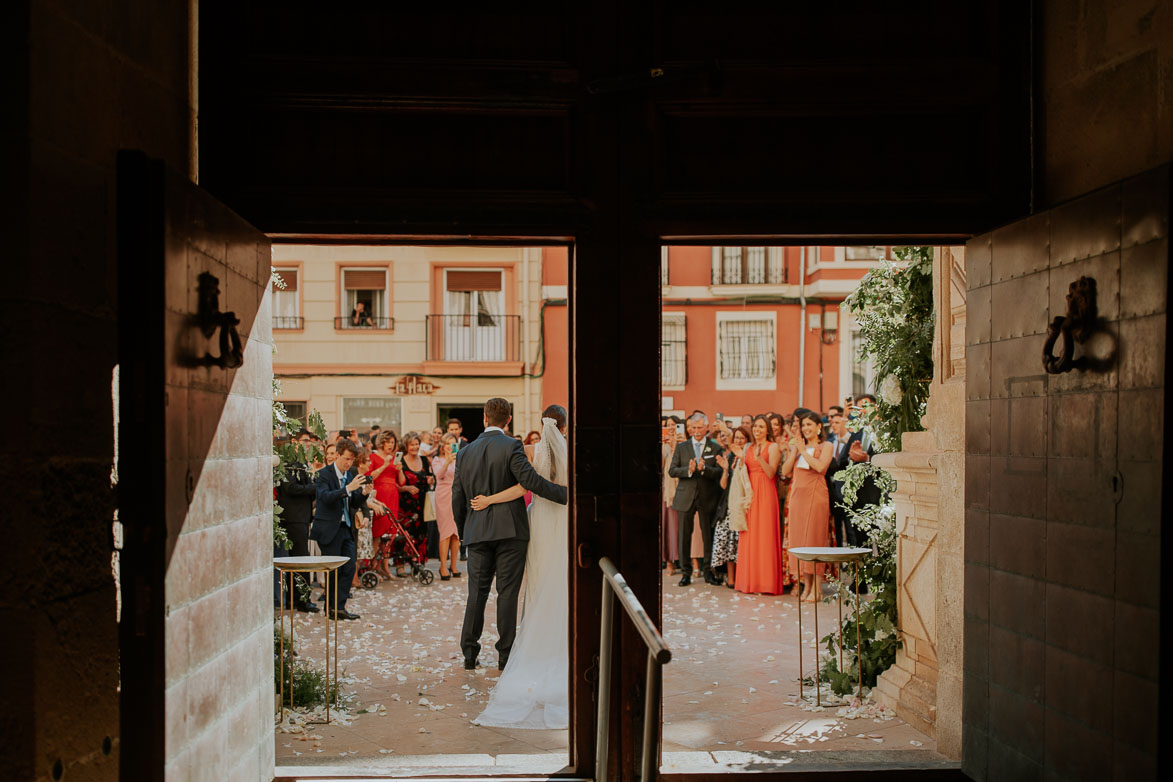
xmin=273 ymin=316 xmax=304 ymax=330
xmin=424 ymin=314 xmax=522 ymax=375
xmin=334 ymin=315 xmax=394 ymax=330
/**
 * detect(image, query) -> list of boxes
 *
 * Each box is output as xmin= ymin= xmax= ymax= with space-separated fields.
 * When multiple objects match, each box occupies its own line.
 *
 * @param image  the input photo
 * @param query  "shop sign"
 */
xmin=391 ymin=375 xmax=440 ymax=395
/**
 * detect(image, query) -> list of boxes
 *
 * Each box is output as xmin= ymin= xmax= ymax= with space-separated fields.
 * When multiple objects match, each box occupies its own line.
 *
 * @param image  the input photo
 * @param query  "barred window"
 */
xmin=661 ymin=313 xmax=687 ymax=387
xmin=712 ymin=246 xmax=782 ymax=284
xmin=718 ymin=319 xmax=775 ymax=380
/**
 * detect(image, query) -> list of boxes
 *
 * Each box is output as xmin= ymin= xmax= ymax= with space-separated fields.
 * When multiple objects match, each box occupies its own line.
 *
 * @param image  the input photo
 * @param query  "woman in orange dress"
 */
xmin=770 ymin=412 xmax=797 ymax=590
xmin=782 ymin=411 xmax=834 ymax=602
xmin=734 ymin=416 xmax=784 ymax=595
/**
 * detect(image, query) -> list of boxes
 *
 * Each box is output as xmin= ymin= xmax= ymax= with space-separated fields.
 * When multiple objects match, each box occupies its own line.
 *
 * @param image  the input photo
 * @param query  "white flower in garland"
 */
xmin=878 ymin=374 xmax=903 ymax=406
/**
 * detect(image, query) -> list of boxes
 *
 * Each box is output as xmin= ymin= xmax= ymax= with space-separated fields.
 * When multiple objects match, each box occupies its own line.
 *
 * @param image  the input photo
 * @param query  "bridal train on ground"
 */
xmin=473 ymin=416 xmax=569 ymax=729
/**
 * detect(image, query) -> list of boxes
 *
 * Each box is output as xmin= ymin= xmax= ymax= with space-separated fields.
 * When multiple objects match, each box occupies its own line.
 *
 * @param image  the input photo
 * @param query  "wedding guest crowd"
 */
xmin=659 ymin=396 xmax=880 ymax=596
xmin=273 ymin=415 xmax=491 ymax=619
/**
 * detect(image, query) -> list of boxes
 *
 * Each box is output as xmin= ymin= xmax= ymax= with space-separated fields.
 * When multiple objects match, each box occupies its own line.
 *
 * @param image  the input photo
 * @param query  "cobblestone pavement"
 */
xmin=274 ymin=566 xmax=934 ymax=774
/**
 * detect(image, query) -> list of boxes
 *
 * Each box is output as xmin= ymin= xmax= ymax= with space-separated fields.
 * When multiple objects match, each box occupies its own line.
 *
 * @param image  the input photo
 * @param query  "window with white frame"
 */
xmin=661 ymin=312 xmax=687 ymax=388
xmin=272 ymin=268 xmax=300 ymax=328
xmin=844 ymin=246 xmax=891 ymax=261
xmin=341 ymin=268 xmax=389 ymax=328
xmin=711 ymin=246 xmax=783 ymax=284
xmin=717 ymin=314 xmax=776 ymax=387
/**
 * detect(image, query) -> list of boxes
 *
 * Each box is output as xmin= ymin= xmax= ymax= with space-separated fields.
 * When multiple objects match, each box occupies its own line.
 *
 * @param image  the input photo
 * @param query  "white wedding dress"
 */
xmin=474 ymin=416 xmax=569 ymax=729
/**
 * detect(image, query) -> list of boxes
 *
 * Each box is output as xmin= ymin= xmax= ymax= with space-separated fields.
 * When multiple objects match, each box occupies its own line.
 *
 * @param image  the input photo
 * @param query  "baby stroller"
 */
xmin=358 ymin=510 xmax=434 ymax=588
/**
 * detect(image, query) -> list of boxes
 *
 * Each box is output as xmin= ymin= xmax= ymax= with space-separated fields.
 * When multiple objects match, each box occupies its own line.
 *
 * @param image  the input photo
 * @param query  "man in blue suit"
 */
xmin=310 ymin=438 xmax=386 ymax=620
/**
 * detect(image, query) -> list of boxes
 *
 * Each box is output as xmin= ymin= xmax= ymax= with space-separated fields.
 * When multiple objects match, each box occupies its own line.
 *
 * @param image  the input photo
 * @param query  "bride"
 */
xmin=469 ymin=404 xmax=569 ymax=729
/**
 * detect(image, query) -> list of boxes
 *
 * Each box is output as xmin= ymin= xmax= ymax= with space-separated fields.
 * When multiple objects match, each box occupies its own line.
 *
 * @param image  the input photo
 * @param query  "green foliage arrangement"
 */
xmin=274 ymin=626 xmax=340 ymax=708
xmin=820 ymin=485 xmax=900 ymax=695
xmin=818 ymin=248 xmax=934 ymax=695
xmin=272 ymin=379 xmax=326 ymax=550
xmin=844 ymin=246 xmax=934 ymax=453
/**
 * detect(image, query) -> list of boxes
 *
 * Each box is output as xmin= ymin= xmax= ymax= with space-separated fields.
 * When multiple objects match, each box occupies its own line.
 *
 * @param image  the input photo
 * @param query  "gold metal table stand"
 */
xmin=274 ymin=555 xmax=350 ymax=724
xmin=788 ymin=546 xmax=871 ymax=707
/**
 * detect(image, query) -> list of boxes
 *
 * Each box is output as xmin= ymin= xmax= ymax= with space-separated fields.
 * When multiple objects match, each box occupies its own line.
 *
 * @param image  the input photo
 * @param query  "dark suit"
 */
xmin=669 ymin=437 xmax=725 ymax=569
xmin=276 ymin=462 xmax=316 ymax=607
xmin=827 ymin=430 xmax=880 ymax=546
xmin=452 ymin=429 xmax=568 ymax=665
xmin=309 ymin=464 xmax=370 ymax=611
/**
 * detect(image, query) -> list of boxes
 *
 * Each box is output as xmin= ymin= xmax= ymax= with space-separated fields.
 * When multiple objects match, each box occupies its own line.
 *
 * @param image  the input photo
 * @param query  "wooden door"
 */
xmin=118 ymin=151 xmax=273 ymax=782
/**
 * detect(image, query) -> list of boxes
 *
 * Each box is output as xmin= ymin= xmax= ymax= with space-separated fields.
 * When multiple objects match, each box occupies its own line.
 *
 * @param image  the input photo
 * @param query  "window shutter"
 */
xmin=447 ymin=270 xmax=502 ymax=291
xmin=275 ymin=269 xmax=297 ymax=291
xmin=344 ymin=269 xmax=386 ymax=289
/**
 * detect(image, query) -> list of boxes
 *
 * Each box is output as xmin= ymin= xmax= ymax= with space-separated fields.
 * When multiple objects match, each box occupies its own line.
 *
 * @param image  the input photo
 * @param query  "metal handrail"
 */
xmin=596 ymin=557 xmax=671 ymax=782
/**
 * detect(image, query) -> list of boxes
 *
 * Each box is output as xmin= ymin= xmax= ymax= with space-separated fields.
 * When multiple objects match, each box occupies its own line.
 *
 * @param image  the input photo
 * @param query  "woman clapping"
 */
xmin=782 ymin=411 xmax=834 ymax=602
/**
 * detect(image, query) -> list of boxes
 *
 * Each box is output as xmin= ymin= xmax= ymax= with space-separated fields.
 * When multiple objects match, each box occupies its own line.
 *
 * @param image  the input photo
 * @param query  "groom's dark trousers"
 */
xmin=461 ymin=538 xmax=528 ymax=663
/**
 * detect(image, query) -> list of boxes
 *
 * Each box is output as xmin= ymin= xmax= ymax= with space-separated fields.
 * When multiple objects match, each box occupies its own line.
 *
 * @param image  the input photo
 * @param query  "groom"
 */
xmin=453 ymin=397 xmax=568 ymax=670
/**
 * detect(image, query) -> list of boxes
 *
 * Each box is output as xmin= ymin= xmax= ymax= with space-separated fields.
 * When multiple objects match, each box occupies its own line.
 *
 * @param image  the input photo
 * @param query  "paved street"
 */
xmin=275 ymin=566 xmax=936 ymax=775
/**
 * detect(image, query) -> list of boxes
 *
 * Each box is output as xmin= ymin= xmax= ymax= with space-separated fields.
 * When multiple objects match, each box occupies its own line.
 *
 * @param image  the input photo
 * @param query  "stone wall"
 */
xmin=872 ymin=246 xmax=967 ymax=759
xmin=163 ymin=276 xmax=275 ymax=779
xmin=1042 ymin=0 xmax=1173 ymax=204
xmin=962 ymin=167 xmax=1166 ymax=780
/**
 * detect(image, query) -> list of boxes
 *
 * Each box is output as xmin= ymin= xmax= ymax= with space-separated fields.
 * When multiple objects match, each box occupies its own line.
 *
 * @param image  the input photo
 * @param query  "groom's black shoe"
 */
xmin=463 ymin=658 xmax=478 ymax=670
xmin=704 ymin=569 xmax=721 ymax=586
xmin=677 ymin=573 xmax=691 ymax=587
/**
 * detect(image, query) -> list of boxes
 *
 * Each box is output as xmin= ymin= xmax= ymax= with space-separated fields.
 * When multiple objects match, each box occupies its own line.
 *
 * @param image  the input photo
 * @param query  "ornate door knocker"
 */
xmin=1042 ymin=276 xmax=1097 ymax=374
xmin=196 ymin=272 xmax=244 ymax=369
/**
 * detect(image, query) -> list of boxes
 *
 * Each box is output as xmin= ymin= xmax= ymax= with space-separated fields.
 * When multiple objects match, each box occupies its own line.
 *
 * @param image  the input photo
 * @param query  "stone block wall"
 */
xmin=873 ymin=246 xmax=967 ymax=759
xmin=962 ymin=167 xmax=1166 ymax=780
xmin=1042 ymin=0 xmax=1173 ymax=205
xmin=164 ymin=284 xmax=275 ymax=782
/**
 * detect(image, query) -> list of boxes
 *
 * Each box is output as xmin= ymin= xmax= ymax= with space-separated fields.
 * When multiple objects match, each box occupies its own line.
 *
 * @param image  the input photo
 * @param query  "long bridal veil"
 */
xmin=474 ymin=416 xmax=569 ymax=729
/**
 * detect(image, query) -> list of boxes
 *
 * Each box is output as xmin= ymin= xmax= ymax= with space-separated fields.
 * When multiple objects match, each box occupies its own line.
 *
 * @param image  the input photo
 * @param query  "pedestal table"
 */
xmin=274 ymin=555 xmax=349 ymax=723
xmin=788 ymin=546 xmax=871 ymax=706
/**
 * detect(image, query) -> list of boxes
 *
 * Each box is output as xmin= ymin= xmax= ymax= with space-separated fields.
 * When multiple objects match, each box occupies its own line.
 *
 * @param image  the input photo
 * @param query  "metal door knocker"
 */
xmin=196 ymin=272 xmax=244 ymax=369
xmin=1042 ymin=276 xmax=1101 ymax=374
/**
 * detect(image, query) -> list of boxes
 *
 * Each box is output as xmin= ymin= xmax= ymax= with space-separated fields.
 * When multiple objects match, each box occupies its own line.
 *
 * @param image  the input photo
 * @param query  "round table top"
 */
xmin=274 ymin=555 xmax=350 ymax=572
xmin=788 ymin=546 xmax=871 ymax=562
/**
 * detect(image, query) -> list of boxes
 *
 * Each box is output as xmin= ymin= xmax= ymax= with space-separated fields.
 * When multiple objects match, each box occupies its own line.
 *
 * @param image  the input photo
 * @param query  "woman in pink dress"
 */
xmin=734 ymin=416 xmax=784 ymax=595
xmin=782 ymin=410 xmax=834 ymax=602
xmin=432 ymin=434 xmax=461 ymax=579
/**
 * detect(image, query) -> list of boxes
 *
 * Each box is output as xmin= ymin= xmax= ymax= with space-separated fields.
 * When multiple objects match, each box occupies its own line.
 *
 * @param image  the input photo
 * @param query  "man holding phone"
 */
xmin=310 ymin=438 xmax=387 ymax=620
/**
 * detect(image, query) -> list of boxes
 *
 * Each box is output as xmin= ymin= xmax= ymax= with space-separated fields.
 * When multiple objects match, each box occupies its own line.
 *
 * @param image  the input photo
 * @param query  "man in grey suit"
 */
xmin=453 ymin=397 xmax=568 ymax=670
xmin=669 ymin=411 xmax=725 ymax=586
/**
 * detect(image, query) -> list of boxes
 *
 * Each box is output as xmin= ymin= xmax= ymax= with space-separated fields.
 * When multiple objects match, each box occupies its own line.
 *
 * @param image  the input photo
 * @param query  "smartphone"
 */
xmin=715 ymin=412 xmax=724 ymax=422
xmin=675 ymin=422 xmax=685 ymax=436
xmin=394 ymin=451 xmax=403 ymax=462
xmin=451 ymin=442 xmax=460 ymax=454
xmin=361 ymin=474 xmax=373 ymax=484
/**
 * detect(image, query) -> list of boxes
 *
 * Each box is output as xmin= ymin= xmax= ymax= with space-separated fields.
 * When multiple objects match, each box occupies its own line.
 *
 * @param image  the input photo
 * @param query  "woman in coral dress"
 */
xmin=734 ymin=416 xmax=784 ymax=595
xmin=782 ymin=411 xmax=834 ymax=602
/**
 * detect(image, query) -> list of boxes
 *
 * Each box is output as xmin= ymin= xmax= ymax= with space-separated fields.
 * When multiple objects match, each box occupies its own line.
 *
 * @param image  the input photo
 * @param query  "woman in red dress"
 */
xmin=368 ymin=431 xmax=404 ymax=579
xmin=782 ymin=411 xmax=834 ymax=602
xmin=734 ymin=416 xmax=784 ymax=595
